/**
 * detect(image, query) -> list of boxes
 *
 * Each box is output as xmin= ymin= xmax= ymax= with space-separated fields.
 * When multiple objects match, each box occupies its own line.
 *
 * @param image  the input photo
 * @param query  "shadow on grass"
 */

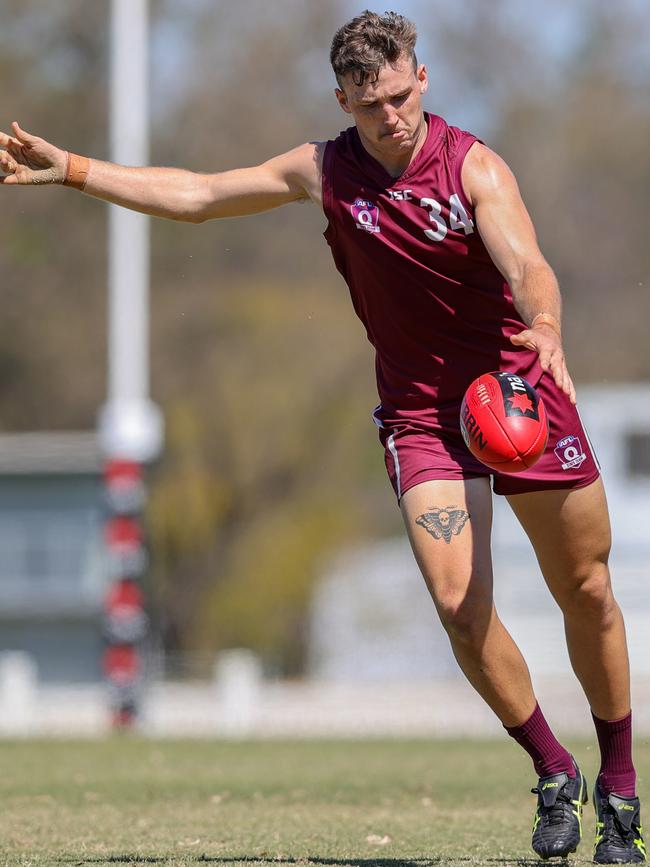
xmin=58 ymin=855 xmax=557 ymax=866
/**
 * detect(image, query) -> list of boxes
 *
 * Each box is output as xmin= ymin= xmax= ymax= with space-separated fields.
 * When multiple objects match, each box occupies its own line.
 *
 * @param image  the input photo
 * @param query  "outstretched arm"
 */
xmin=462 ymin=142 xmax=576 ymax=404
xmin=0 ymin=122 xmax=323 ymax=222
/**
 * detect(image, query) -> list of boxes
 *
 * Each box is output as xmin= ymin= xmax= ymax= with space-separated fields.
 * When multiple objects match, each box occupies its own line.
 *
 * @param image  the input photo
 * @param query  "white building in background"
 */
xmin=0 ymin=432 xmax=107 ymax=683
xmin=308 ymin=385 xmax=650 ymax=682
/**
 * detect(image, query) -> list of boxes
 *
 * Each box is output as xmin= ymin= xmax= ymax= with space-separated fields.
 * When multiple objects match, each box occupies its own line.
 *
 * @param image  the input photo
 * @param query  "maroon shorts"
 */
xmin=378 ymin=373 xmax=600 ymax=500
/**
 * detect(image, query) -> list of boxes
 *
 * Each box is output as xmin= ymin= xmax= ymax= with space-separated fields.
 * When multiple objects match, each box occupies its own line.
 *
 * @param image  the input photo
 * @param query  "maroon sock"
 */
xmin=592 ymin=710 xmax=636 ymax=798
xmin=505 ymin=703 xmax=575 ymax=778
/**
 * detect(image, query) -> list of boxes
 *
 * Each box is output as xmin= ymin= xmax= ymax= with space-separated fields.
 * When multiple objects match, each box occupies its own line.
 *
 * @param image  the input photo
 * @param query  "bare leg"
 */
xmin=507 ymin=477 xmax=630 ymax=720
xmin=401 ymin=477 xmax=536 ymax=726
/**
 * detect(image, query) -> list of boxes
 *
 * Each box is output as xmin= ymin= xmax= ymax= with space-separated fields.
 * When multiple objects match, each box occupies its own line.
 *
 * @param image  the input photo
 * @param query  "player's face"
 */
xmin=335 ymin=55 xmax=428 ymax=167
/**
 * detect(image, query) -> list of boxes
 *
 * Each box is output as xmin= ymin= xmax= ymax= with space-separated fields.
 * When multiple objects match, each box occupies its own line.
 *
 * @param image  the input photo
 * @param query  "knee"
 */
xmin=436 ymin=593 xmax=492 ymax=648
xmin=559 ymin=561 xmax=617 ymax=625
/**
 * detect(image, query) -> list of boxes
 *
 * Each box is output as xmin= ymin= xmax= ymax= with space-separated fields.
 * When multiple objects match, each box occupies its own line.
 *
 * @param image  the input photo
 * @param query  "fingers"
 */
xmin=0 ymin=157 xmax=27 ymax=184
xmin=510 ymin=330 xmax=576 ymax=404
xmin=1 ymin=149 xmax=30 ymax=183
xmin=537 ymin=345 xmax=576 ymax=404
xmin=0 ymin=144 xmax=25 ymax=172
xmin=11 ymin=121 xmax=38 ymax=146
xmin=509 ymin=330 xmax=526 ymax=345
xmin=0 ymin=128 xmax=28 ymax=167
xmin=567 ymin=375 xmax=576 ymax=405
xmin=509 ymin=329 xmax=537 ymax=352
xmin=0 ymin=150 xmax=16 ymax=174
xmin=0 ymin=150 xmax=22 ymax=181
xmin=0 ymin=122 xmax=39 ymax=163
xmin=554 ymin=358 xmax=576 ymax=404
xmin=0 ymin=123 xmax=33 ymax=149
xmin=0 ymin=135 xmax=21 ymax=156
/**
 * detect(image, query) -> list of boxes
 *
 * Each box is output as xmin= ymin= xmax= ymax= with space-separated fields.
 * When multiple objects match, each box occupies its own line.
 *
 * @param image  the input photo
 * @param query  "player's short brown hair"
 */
xmin=330 ymin=10 xmax=418 ymax=88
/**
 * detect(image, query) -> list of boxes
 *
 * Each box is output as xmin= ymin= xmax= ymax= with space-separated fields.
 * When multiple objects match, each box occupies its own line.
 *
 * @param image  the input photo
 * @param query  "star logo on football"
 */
xmin=508 ymin=392 xmax=534 ymax=414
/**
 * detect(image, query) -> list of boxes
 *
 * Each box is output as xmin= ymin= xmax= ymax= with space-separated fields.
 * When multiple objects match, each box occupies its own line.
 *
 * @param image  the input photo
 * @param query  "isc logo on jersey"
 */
xmin=554 ymin=435 xmax=587 ymax=470
xmin=351 ymin=199 xmax=381 ymax=233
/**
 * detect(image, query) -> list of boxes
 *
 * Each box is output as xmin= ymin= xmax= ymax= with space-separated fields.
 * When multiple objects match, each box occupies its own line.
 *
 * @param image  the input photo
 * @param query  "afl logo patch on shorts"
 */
xmin=554 ymin=435 xmax=587 ymax=470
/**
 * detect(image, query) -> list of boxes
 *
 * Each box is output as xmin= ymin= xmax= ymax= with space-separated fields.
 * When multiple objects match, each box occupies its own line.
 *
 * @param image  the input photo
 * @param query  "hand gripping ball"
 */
xmin=460 ymin=371 xmax=549 ymax=473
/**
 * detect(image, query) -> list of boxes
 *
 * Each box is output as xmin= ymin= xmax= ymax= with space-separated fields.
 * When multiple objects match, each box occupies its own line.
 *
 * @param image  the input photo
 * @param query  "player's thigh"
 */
xmin=506 ymin=477 xmax=612 ymax=604
xmin=400 ymin=477 xmax=494 ymax=620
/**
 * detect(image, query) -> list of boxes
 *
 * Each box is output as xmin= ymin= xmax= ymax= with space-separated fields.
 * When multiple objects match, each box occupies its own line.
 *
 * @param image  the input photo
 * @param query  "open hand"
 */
xmin=510 ymin=324 xmax=576 ymax=404
xmin=0 ymin=122 xmax=67 ymax=185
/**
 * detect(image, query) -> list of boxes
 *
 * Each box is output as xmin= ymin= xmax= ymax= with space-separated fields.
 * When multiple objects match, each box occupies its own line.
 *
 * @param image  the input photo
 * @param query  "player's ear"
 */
xmin=417 ymin=64 xmax=428 ymax=95
xmin=335 ymin=87 xmax=352 ymax=114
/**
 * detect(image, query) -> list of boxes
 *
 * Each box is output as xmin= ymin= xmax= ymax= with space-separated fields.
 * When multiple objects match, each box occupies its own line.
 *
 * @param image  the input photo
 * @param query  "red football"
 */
xmin=460 ymin=371 xmax=549 ymax=473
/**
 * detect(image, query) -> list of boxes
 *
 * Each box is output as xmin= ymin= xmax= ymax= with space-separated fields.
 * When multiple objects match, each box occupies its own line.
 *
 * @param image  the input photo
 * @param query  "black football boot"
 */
xmin=593 ymin=778 xmax=646 ymax=863
xmin=531 ymin=758 xmax=588 ymax=859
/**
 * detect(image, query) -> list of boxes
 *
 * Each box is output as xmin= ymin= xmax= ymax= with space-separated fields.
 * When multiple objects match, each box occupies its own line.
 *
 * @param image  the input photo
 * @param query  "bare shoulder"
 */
xmin=461 ymin=142 xmax=520 ymax=207
xmin=262 ymin=140 xmax=326 ymax=207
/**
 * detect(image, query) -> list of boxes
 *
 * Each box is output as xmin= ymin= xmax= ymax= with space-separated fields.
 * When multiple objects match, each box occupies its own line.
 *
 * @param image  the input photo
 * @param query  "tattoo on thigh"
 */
xmin=415 ymin=506 xmax=470 ymax=544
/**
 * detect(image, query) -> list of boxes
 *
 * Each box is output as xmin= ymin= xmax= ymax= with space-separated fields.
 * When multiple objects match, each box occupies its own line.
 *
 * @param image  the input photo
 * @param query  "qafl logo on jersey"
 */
xmin=351 ymin=198 xmax=381 ymax=233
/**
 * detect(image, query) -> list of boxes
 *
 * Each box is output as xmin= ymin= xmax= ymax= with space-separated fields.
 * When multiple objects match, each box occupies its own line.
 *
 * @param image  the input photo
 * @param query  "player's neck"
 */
xmin=359 ymin=115 xmax=428 ymax=179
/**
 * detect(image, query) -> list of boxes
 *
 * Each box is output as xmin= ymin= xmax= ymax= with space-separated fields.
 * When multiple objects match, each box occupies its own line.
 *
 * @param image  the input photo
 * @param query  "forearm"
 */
xmin=74 ymin=158 xmax=306 ymax=222
xmin=509 ymin=261 xmax=562 ymax=331
xmin=508 ymin=259 xmax=575 ymax=402
xmin=1 ymin=124 xmax=317 ymax=218
xmin=81 ymin=158 xmax=210 ymax=223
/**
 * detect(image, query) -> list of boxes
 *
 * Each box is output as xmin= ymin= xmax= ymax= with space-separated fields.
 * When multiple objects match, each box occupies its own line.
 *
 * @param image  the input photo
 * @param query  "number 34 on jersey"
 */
xmin=388 ymin=189 xmax=475 ymax=242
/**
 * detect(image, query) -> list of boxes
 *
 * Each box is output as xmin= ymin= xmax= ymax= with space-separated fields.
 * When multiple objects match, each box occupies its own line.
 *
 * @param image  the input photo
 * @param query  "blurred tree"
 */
xmin=413 ymin=0 xmax=650 ymax=380
xmin=0 ymin=0 xmax=108 ymax=429
xmin=493 ymin=7 xmax=650 ymax=381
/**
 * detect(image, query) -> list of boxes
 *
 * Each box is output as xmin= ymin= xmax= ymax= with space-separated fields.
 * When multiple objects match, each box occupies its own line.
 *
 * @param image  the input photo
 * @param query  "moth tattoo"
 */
xmin=415 ymin=506 xmax=470 ymax=544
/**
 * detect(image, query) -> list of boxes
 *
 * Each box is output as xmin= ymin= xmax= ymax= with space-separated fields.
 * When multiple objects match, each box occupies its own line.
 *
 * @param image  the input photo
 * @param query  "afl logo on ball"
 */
xmin=495 ymin=372 xmax=541 ymax=420
xmin=555 ymin=435 xmax=586 ymax=470
xmin=351 ymin=198 xmax=381 ymax=233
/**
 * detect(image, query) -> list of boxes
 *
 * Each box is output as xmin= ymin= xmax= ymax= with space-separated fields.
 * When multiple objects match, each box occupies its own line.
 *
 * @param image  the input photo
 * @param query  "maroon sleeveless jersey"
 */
xmin=322 ymin=112 xmax=542 ymax=435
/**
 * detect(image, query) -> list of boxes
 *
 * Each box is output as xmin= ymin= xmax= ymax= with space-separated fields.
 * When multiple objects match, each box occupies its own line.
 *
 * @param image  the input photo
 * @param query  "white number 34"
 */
xmin=420 ymin=194 xmax=474 ymax=242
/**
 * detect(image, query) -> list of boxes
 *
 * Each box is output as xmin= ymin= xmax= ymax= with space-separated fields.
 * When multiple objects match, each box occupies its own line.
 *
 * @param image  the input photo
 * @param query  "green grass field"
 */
xmin=0 ymin=738 xmax=647 ymax=866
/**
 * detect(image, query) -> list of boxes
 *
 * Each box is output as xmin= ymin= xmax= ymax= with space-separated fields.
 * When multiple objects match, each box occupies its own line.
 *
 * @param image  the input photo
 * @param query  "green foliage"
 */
xmin=146 ymin=276 xmax=391 ymax=671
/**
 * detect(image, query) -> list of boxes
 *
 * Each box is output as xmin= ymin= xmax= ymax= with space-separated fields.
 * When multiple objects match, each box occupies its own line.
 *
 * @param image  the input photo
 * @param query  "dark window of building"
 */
xmin=0 ymin=509 xmax=99 ymax=590
xmin=626 ymin=432 xmax=650 ymax=478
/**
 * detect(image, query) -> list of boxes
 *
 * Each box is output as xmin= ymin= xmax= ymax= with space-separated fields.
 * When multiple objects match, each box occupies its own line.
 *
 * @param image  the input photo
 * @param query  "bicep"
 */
xmin=200 ymin=142 xmax=322 ymax=220
xmin=463 ymin=144 xmax=548 ymax=284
